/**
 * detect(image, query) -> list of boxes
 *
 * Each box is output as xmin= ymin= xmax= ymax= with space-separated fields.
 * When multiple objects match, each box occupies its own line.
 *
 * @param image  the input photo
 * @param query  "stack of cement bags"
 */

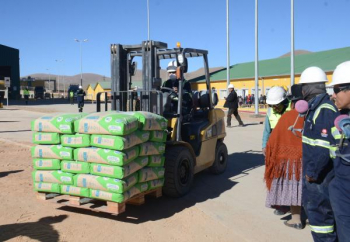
xmin=31 ymin=111 xmax=167 ymax=204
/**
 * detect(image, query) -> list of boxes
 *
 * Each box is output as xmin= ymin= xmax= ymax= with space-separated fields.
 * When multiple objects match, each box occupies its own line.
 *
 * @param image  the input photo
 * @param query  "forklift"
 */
xmin=96 ymin=40 xmax=228 ymax=197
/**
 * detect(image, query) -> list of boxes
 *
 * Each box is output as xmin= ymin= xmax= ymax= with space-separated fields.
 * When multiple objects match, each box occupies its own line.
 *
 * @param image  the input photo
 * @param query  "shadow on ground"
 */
xmin=58 ymin=150 xmax=265 ymax=224
xmin=0 ymin=170 xmax=23 ymax=178
xmin=0 ymin=215 xmax=68 ymax=242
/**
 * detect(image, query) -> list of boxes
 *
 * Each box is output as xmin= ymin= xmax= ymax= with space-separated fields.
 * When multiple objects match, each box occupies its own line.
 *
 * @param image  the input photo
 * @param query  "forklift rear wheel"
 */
xmin=163 ymin=146 xmax=194 ymax=198
xmin=210 ymin=141 xmax=228 ymax=174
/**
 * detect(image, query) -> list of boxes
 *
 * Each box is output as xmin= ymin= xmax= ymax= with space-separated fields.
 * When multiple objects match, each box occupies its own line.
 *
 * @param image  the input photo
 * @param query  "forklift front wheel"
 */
xmin=163 ymin=146 xmax=194 ymax=198
xmin=209 ymin=141 xmax=228 ymax=174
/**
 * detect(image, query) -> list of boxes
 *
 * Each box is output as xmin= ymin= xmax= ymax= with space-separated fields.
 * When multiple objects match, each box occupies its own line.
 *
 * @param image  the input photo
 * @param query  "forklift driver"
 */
xmin=162 ymin=60 xmax=192 ymax=93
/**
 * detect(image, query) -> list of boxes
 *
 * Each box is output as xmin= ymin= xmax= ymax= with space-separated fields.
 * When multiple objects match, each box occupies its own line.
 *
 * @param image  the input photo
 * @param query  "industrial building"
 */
xmin=189 ymin=46 xmax=350 ymax=107
xmin=0 ymin=44 xmax=20 ymax=99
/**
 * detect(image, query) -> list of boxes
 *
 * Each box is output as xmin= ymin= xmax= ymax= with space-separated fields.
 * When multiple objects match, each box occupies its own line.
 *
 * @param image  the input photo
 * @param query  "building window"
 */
xmin=219 ymin=89 xmax=227 ymax=100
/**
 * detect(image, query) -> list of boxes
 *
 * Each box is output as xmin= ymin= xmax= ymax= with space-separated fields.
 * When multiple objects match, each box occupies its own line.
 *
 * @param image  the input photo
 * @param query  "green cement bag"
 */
xmin=74 ymin=112 xmax=139 ymax=135
xmin=129 ymin=111 xmax=168 ymax=131
xmin=148 ymin=155 xmax=165 ymax=167
xmin=89 ymin=156 xmax=149 ymax=179
xmin=74 ymin=146 xmax=139 ymax=166
xmin=33 ymin=159 xmax=61 ymax=170
xmin=61 ymin=134 xmax=90 ymax=148
xmin=73 ymin=173 xmax=138 ymax=193
xmin=32 ymin=132 xmax=61 ymax=145
xmin=148 ymin=179 xmax=165 ymax=190
xmin=31 ymin=113 xmax=86 ymax=134
xmin=34 ymin=182 xmax=61 ymax=193
xmin=150 ymin=131 xmax=167 ymax=143
xmin=139 ymin=142 xmax=166 ymax=156
xmin=31 ymin=145 xmax=73 ymax=160
xmin=61 ymin=161 xmax=90 ymax=174
xmin=90 ymin=182 xmax=149 ymax=203
xmin=32 ymin=170 xmax=73 ymax=185
xmin=90 ymin=130 xmax=149 ymax=150
xmin=61 ymin=185 xmax=90 ymax=197
xmin=138 ymin=167 xmax=165 ymax=182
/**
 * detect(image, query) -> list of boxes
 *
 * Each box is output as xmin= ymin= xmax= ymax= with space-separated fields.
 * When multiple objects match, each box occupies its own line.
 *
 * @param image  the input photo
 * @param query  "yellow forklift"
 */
xmin=96 ymin=40 xmax=228 ymax=197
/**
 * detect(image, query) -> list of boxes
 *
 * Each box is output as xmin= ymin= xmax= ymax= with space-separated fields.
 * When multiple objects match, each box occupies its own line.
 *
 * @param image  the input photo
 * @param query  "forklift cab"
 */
xmin=97 ymin=40 xmax=228 ymax=197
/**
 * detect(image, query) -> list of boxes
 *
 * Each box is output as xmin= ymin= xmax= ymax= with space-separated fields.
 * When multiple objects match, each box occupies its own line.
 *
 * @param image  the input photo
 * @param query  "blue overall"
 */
xmin=329 ymin=114 xmax=350 ymax=242
xmin=302 ymin=93 xmax=339 ymax=241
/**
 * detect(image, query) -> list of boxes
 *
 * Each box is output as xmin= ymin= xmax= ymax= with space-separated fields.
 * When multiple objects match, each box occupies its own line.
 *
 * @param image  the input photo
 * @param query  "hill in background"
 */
xmin=23 ymin=67 xmax=224 ymax=90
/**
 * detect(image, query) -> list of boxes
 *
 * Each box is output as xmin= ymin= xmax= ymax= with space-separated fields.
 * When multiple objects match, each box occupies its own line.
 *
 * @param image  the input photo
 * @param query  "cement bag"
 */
xmin=61 ymin=134 xmax=90 ymax=148
xmin=150 ymin=130 xmax=167 ymax=143
xmin=74 ymin=112 xmax=138 ymax=135
xmin=130 ymin=111 xmax=167 ymax=131
xmin=74 ymin=146 xmax=139 ymax=166
xmin=32 ymin=170 xmax=73 ymax=185
xmin=33 ymin=159 xmax=61 ymax=170
xmin=90 ymin=182 xmax=148 ymax=203
xmin=61 ymin=161 xmax=90 ymax=174
xmin=34 ymin=182 xmax=61 ymax=193
xmin=139 ymin=142 xmax=166 ymax=156
xmin=138 ymin=167 xmax=165 ymax=182
xmin=73 ymin=173 xmax=138 ymax=193
xmin=148 ymin=155 xmax=165 ymax=167
xmin=90 ymin=156 xmax=149 ymax=179
xmin=148 ymin=179 xmax=165 ymax=190
xmin=61 ymin=185 xmax=90 ymax=197
xmin=31 ymin=113 xmax=86 ymax=134
xmin=31 ymin=145 xmax=73 ymax=160
xmin=90 ymin=130 xmax=149 ymax=150
xmin=32 ymin=132 xmax=61 ymax=145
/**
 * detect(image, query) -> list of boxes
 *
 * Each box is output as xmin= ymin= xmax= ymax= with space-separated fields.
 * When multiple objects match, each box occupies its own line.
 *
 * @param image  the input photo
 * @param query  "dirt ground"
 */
xmin=0 ymin=105 xmax=312 ymax=242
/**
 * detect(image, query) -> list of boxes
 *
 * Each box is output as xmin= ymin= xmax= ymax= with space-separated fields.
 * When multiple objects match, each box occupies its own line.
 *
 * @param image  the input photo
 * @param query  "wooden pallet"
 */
xmin=36 ymin=188 xmax=162 ymax=215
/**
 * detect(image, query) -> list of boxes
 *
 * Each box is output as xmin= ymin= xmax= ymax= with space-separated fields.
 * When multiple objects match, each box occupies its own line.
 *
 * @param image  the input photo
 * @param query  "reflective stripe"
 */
xmin=313 ymin=104 xmax=337 ymax=124
xmin=329 ymin=146 xmax=337 ymax=158
xmin=331 ymin=127 xmax=342 ymax=140
xmin=309 ymin=225 xmax=334 ymax=234
xmin=302 ymin=136 xmax=331 ymax=149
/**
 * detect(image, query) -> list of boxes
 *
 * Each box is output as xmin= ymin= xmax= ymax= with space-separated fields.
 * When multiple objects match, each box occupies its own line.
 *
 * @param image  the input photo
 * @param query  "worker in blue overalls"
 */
xmin=300 ymin=66 xmax=339 ymax=242
xmin=328 ymin=61 xmax=350 ymax=242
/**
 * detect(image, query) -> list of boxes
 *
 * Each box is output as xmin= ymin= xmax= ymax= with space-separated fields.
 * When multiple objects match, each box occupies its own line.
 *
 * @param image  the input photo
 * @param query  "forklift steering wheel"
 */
xmin=161 ymin=87 xmax=176 ymax=93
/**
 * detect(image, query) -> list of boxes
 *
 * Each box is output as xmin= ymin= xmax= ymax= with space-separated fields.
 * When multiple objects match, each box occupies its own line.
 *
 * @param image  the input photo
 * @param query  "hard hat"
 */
xmin=299 ymin=66 xmax=328 ymax=84
xmin=266 ymin=86 xmax=286 ymax=105
xmin=167 ymin=60 xmax=177 ymax=73
xmin=327 ymin=61 xmax=350 ymax=87
xmin=228 ymin=84 xmax=234 ymax=89
xmin=79 ymin=85 xmax=82 ymax=89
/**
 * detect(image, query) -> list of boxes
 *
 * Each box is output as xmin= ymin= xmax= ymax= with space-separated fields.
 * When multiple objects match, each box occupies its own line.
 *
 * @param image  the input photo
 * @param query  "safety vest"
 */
xmin=23 ymin=90 xmax=29 ymax=95
xmin=70 ymin=91 xmax=74 ymax=97
xmin=267 ymin=101 xmax=291 ymax=129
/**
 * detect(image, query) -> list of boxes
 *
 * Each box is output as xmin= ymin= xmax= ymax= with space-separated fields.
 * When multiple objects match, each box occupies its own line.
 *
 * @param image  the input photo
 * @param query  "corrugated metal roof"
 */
xmin=190 ymin=46 xmax=350 ymax=83
xmin=97 ymin=81 xmax=111 ymax=89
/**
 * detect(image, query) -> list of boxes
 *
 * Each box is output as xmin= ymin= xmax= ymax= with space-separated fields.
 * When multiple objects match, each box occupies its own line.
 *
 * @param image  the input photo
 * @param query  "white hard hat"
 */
xmin=266 ymin=86 xmax=287 ymax=105
xmin=228 ymin=84 xmax=234 ymax=89
xmin=79 ymin=85 xmax=82 ymax=89
xmin=167 ymin=60 xmax=177 ymax=73
xmin=299 ymin=66 xmax=328 ymax=84
xmin=328 ymin=61 xmax=350 ymax=87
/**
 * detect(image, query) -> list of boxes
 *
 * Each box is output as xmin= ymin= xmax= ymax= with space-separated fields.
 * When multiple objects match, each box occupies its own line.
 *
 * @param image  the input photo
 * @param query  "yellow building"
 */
xmin=93 ymin=81 xmax=111 ymax=101
xmin=189 ymin=46 xmax=350 ymax=107
xmin=86 ymin=83 xmax=97 ymax=100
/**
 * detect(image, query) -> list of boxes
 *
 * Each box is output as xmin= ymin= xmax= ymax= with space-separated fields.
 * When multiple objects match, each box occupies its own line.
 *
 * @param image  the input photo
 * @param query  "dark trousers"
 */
xmin=70 ymin=97 xmax=74 ymax=104
xmin=302 ymin=172 xmax=337 ymax=242
xmin=227 ymin=108 xmax=243 ymax=126
xmin=329 ymin=176 xmax=350 ymax=242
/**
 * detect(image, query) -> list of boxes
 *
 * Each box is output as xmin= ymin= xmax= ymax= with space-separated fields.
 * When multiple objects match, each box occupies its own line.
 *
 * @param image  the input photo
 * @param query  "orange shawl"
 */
xmin=264 ymin=109 xmax=304 ymax=190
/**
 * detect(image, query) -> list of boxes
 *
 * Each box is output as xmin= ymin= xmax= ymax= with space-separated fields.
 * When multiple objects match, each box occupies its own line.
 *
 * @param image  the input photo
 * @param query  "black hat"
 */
xmin=288 ymin=84 xmax=303 ymax=101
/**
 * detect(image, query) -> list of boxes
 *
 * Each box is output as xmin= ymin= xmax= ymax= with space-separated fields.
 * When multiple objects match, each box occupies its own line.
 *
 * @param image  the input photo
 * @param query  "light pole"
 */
xmin=55 ymin=59 xmax=63 ymax=94
xmin=46 ymin=68 xmax=51 ymax=91
xmin=74 ymin=39 xmax=88 ymax=87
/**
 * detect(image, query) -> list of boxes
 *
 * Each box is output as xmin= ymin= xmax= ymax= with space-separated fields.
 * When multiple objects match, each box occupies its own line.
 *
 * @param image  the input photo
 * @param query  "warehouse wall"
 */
xmin=191 ymin=72 xmax=333 ymax=107
xmin=0 ymin=45 xmax=20 ymax=99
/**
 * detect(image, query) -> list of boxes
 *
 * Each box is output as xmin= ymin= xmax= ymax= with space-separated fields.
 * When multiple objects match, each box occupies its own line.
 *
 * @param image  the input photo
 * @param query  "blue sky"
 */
xmin=1 ymin=0 xmax=350 ymax=77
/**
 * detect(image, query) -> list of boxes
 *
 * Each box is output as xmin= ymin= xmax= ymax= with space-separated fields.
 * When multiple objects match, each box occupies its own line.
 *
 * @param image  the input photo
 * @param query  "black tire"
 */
xmin=163 ymin=146 xmax=194 ymax=198
xmin=210 ymin=141 xmax=228 ymax=174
